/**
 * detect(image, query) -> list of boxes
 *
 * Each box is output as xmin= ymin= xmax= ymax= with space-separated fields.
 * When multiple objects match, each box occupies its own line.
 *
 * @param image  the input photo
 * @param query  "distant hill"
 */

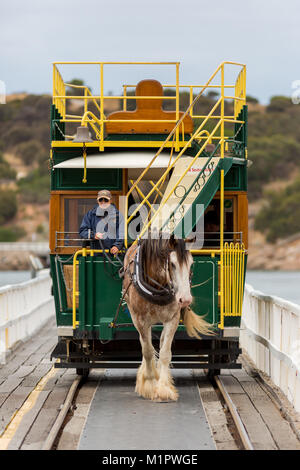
xmin=1 ymin=89 xmax=300 ymax=262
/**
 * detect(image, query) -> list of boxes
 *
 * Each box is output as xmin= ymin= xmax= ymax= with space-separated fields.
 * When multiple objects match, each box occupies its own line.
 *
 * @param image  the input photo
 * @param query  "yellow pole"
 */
xmin=100 ymin=64 xmax=104 ymax=150
xmin=82 ymin=145 xmax=87 ymax=183
xmin=53 ymin=65 xmax=56 ymax=107
xmin=175 ymin=63 xmax=180 ymax=151
xmin=72 ymin=250 xmax=82 ymax=329
xmin=123 ymin=85 xmax=127 ymax=111
xmin=84 ymin=87 xmax=87 ymax=116
xmin=219 ymin=63 xmax=225 ymax=329
xmin=190 ymin=86 xmax=193 ymax=117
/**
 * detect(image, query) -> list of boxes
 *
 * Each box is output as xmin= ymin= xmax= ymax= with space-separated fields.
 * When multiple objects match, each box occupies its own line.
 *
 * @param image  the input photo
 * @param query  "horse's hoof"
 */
xmin=154 ymin=383 xmax=179 ymax=402
xmin=135 ymin=378 xmax=157 ymax=400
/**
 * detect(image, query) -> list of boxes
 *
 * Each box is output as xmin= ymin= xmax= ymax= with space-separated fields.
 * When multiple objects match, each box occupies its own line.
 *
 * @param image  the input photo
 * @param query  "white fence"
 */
xmin=1 ymin=272 xmax=299 ymax=412
xmin=241 ymin=284 xmax=300 ymax=412
xmin=0 ymin=242 xmax=49 ymax=254
xmin=0 ymin=270 xmax=54 ymax=363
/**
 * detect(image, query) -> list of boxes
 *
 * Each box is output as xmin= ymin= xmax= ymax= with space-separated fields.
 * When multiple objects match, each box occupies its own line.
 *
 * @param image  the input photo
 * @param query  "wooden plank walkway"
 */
xmin=0 ymin=316 xmax=77 ymax=450
xmin=0 ymin=315 xmax=299 ymax=450
xmin=220 ymin=369 xmax=300 ymax=450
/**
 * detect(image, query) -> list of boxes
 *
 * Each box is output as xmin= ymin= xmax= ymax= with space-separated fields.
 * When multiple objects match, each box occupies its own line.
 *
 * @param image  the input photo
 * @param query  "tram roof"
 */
xmin=53 ymin=150 xmax=178 ymax=169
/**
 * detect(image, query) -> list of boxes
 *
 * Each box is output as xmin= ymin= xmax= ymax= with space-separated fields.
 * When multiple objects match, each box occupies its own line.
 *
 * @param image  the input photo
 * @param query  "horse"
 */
xmin=123 ymin=234 xmax=212 ymax=402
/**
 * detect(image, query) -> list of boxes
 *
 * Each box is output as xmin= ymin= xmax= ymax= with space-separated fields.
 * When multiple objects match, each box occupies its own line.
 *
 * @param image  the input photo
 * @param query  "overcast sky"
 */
xmin=1 ymin=0 xmax=300 ymax=103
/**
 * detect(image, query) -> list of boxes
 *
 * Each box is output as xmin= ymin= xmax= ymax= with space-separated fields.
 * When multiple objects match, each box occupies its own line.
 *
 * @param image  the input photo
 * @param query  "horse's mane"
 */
xmin=140 ymin=234 xmax=189 ymax=286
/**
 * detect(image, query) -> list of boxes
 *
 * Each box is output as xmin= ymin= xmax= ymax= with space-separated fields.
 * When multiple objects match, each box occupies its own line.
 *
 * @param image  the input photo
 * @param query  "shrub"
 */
xmin=16 ymin=140 xmax=45 ymax=165
xmin=246 ymin=95 xmax=259 ymax=104
xmin=36 ymin=224 xmax=44 ymax=234
xmin=17 ymin=169 xmax=49 ymax=204
xmin=2 ymin=126 xmax=32 ymax=147
xmin=254 ymin=176 xmax=300 ymax=242
xmin=0 ymin=189 xmax=17 ymax=224
xmin=248 ymin=135 xmax=300 ymax=200
xmin=266 ymin=96 xmax=293 ymax=113
xmin=0 ymin=153 xmax=16 ymax=180
xmin=0 ymin=226 xmax=26 ymax=242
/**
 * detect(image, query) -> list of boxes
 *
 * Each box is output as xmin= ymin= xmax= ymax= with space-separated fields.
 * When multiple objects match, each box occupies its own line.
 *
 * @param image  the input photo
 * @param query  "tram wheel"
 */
xmin=76 ymin=367 xmax=90 ymax=378
xmin=207 ymin=369 xmax=220 ymax=381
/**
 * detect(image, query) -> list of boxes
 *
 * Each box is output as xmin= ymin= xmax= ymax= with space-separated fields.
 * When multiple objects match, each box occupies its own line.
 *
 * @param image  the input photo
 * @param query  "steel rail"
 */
xmin=42 ymin=376 xmax=82 ymax=450
xmin=42 ymin=371 xmax=253 ymax=450
xmin=214 ymin=375 xmax=254 ymax=450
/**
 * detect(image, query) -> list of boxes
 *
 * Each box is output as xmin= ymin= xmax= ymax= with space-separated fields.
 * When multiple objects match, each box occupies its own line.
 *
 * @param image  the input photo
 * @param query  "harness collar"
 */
xmin=132 ymin=245 xmax=175 ymax=306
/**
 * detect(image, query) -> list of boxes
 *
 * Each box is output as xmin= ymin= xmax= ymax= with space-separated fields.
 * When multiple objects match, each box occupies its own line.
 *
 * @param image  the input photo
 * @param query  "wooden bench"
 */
xmin=106 ymin=79 xmax=194 ymax=135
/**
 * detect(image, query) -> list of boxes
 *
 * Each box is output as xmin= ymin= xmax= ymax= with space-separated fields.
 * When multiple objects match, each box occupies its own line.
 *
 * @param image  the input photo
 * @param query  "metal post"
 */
xmin=219 ymin=63 xmax=225 ymax=329
xmin=100 ymin=64 xmax=104 ymax=150
xmin=175 ymin=63 xmax=180 ymax=151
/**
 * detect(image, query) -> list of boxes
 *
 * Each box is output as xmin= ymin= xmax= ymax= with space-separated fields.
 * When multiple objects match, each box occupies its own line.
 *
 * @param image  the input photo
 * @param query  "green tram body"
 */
xmin=49 ymin=62 xmax=248 ymax=374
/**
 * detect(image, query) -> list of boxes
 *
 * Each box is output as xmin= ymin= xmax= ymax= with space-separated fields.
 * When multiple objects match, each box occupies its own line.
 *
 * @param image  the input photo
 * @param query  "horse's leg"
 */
xmin=155 ymin=313 xmax=180 ymax=402
xmin=132 ymin=316 xmax=158 ymax=400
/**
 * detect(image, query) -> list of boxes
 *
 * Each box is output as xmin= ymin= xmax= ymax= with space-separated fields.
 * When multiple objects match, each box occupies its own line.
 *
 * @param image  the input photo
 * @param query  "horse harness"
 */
xmin=129 ymin=244 xmax=176 ymax=306
xmin=111 ymin=243 xmax=194 ymax=329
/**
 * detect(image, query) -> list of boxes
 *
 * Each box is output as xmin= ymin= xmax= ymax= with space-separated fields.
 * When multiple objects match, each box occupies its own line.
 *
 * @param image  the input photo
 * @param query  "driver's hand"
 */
xmin=95 ymin=232 xmax=104 ymax=240
xmin=110 ymin=246 xmax=119 ymax=255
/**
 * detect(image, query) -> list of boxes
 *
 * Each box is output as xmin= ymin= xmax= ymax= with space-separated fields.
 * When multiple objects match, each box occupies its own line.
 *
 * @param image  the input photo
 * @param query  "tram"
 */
xmin=49 ymin=61 xmax=248 ymax=376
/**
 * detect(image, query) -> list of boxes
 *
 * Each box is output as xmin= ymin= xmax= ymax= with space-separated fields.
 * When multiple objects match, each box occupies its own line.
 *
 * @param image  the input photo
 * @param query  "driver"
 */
xmin=79 ymin=190 xmax=124 ymax=254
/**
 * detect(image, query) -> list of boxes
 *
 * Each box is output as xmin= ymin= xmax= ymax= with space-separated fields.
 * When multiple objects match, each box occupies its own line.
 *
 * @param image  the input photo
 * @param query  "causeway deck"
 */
xmin=78 ymin=369 xmax=215 ymax=450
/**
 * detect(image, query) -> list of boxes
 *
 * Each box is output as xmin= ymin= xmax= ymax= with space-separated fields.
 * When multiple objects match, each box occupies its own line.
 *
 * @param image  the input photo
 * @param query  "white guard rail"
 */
xmin=241 ymin=284 xmax=300 ymax=412
xmin=0 ymin=270 xmax=54 ymax=364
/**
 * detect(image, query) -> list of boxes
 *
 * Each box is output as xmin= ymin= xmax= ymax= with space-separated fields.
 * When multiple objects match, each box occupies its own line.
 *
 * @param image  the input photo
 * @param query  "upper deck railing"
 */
xmin=51 ymin=61 xmax=246 ymax=151
xmin=123 ymin=61 xmax=246 ymax=243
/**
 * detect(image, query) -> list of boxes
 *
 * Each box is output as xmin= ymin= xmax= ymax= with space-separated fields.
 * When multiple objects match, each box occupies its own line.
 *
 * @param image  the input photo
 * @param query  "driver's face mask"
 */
xmin=96 ymin=206 xmax=108 ymax=217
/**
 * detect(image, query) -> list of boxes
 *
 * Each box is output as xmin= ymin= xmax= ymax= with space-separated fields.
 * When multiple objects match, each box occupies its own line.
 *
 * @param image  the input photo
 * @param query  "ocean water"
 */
xmin=0 ymin=270 xmax=299 ymax=306
xmin=245 ymin=270 xmax=300 ymax=306
xmin=0 ymin=271 xmax=32 ymax=288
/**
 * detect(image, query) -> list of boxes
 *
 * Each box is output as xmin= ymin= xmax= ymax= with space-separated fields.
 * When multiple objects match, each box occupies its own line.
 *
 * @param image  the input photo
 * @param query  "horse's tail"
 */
xmin=181 ymin=307 xmax=214 ymax=339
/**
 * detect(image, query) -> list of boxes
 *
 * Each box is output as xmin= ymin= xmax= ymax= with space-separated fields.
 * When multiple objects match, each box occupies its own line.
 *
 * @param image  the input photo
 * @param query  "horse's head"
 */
xmin=168 ymin=235 xmax=193 ymax=308
xmin=140 ymin=233 xmax=194 ymax=308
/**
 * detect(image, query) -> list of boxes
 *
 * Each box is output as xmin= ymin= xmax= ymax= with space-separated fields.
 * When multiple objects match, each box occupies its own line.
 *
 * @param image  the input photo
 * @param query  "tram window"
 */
xmin=202 ymin=197 xmax=235 ymax=247
xmin=63 ymin=198 xmax=96 ymax=245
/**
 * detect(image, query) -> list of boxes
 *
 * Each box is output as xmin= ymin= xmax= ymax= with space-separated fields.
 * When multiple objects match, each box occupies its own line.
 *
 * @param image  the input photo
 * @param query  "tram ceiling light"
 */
xmin=73 ymin=126 xmax=93 ymax=142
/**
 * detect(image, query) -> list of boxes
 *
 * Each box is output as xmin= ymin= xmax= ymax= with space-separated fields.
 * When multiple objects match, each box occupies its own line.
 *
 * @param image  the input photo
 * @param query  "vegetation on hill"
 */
xmin=0 ymin=86 xmax=299 ymax=242
xmin=255 ymin=176 xmax=300 ymax=242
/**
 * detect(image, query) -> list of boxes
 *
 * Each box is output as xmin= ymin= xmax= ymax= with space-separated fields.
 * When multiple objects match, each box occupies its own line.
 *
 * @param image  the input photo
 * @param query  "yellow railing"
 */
xmin=53 ymin=66 xmax=66 ymax=118
xmin=52 ymin=61 xmax=184 ymax=149
xmin=52 ymin=61 xmax=246 ymax=150
xmin=64 ymin=82 xmax=102 ymax=116
xmin=220 ymin=242 xmax=246 ymax=329
xmin=124 ymin=61 xmax=246 ymax=245
xmin=234 ymin=67 xmax=246 ymax=118
xmin=125 ymin=116 xmax=223 ymax=246
xmin=121 ymin=61 xmax=246 ymax=330
xmin=72 ymin=248 xmax=114 ymax=329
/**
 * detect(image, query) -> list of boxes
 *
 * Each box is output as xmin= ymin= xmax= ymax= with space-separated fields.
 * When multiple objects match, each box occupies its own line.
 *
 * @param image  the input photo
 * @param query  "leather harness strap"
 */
xmin=131 ymin=244 xmax=175 ymax=306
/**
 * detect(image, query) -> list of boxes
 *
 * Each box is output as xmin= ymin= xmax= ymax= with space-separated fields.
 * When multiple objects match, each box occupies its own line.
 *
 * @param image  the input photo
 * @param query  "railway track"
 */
xmin=213 ymin=375 xmax=253 ymax=450
xmin=1 ymin=333 xmax=299 ymax=451
xmin=43 ymin=369 xmax=255 ymax=450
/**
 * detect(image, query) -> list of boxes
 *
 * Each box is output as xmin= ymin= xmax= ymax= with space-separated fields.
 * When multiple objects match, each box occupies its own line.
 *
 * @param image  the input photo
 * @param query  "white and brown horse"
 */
xmin=123 ymin=235 xmax=212 ymax=402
